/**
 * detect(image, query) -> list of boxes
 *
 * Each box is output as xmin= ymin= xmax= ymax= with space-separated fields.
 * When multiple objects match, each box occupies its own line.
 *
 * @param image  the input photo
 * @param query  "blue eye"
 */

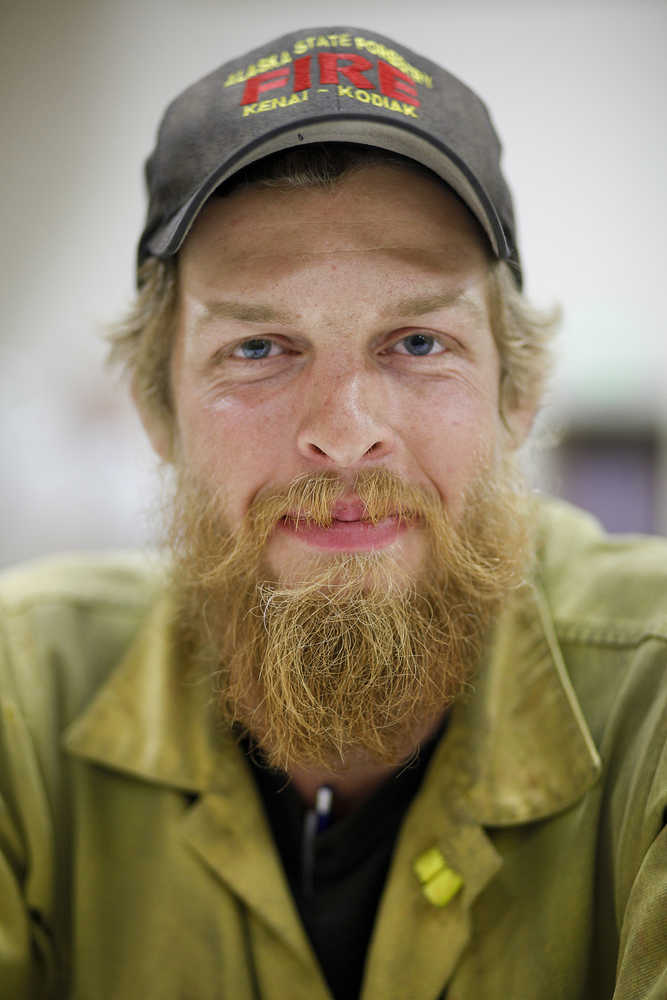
xmin=238 ymin=339 xmax=274 ymax=359
xmin=400 ymin=333 xmax=437 ymax=356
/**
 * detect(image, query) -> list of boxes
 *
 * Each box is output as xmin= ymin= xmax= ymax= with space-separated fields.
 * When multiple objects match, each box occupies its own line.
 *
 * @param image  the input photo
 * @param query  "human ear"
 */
xmin=131 ymin=375 xmax=175 ymax=463
xmin=499 ymin=372 xmax=537 ymax=449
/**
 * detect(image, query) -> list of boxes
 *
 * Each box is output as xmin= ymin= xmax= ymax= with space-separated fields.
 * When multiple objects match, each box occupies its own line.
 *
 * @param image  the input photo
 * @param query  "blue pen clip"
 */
xmin=315 ymin=785 xmax=333 ymax=833
xmin=302 ymin=785 xmax=334 ymax=897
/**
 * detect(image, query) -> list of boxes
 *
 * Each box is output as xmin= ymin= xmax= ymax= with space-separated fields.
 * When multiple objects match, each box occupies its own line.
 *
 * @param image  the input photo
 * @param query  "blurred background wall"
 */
xmin=2 ymin=0 xmax=666 ymax=567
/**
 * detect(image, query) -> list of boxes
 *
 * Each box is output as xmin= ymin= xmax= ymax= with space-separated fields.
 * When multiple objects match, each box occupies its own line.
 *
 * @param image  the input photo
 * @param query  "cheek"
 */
xmin=172 ymin=375 xmax=296 ymax=512
xmin=401 ymin=376 xmax=501 ymax=454
xmin=398 ymin=378 xmax=503 ymax=512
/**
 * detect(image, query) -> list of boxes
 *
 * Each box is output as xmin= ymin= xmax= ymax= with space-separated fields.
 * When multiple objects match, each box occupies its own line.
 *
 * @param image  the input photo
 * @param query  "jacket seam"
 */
xmin=554 ymin=620 xmax=667 ymax=648
xmin=0 ymin=594 xmax=156 ymax=617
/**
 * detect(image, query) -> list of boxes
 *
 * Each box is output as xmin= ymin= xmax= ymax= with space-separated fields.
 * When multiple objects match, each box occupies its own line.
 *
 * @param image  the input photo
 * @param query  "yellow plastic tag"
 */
xmin=413 ymin=846 xmax=446 ymax=884
xmin=413 ymin=847 xmax=463 ymax=907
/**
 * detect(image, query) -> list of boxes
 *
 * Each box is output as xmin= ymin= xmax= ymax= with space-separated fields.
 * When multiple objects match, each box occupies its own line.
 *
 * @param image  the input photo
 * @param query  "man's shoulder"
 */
xmin=0 ymin=550 xmax=166 ymax=728
xmin=0 ymin=549 xmax=164 ymax=612
xmin=529 ymin=500 xmax=667 ymax=824
xmin=535 ymin=496 xmax=667 ymax=645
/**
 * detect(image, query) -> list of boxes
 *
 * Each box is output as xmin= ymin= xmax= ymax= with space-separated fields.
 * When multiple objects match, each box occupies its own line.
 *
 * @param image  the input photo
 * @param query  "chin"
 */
xmin=262 ymin=539 xmax=424 ymax=596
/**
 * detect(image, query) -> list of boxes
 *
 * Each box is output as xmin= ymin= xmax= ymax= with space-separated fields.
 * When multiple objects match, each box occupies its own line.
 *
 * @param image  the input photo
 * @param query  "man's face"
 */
xmin=156 ymin=163 xmax=530 ymax=771
xmin=169 ymin=163 xmax=510 ymax=585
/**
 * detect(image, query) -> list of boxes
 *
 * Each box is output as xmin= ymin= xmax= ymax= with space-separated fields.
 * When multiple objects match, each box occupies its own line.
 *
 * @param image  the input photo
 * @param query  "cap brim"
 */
xmin=144 ymin=115 xmax=510 ymax=263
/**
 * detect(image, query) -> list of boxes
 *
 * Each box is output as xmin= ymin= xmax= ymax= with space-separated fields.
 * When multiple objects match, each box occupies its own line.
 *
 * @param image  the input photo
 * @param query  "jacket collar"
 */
xmin=64 ymin=594 xmax=239 ymax=794
xmin=64 ymin=573 xmax=601 ymax=825
xmin=445 ymin=578 xmax=601 ymax=826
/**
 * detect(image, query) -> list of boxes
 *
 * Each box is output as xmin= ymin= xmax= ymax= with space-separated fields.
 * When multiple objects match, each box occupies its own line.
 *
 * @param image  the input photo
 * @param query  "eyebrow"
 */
xmin=196 ymin=286 xmax=485 ymax=332
xmin=196 ymin=300 xmax=295 ymax=330
xmin=386 ymin=288 xmax=486 ymax=322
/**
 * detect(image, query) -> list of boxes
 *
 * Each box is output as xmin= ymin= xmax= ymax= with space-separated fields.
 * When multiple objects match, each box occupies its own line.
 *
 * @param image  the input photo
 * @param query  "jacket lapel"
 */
xmin=178 ymin=789 xmax=320 ymax=971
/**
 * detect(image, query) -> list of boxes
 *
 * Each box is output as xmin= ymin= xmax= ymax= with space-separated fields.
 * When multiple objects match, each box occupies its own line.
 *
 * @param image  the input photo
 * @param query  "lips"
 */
xmin=277 ymin=512 xmax=409 ymax=551
xmin=330 ymin=499 xmax=368 ymax=522
xmin=282 ymin=497 xmax=394 ymax=525
xmin=283 ymin=496 xmax=369 ymax=524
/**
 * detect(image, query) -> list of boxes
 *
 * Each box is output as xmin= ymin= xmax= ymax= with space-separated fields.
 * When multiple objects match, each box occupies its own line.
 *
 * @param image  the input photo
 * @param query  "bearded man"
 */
xmin=1 ymin=26 xmax=665 ymax=1000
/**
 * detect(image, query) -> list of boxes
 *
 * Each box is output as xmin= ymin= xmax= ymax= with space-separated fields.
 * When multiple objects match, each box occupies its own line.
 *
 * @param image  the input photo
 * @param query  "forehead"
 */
xmin=179 ymin=163 xmax=492 ymax=289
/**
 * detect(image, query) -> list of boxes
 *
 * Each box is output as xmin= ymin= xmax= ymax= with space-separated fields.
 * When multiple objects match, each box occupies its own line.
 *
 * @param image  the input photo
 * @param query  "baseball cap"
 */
xmin=138 ymin=26 xmax=521 ymax=285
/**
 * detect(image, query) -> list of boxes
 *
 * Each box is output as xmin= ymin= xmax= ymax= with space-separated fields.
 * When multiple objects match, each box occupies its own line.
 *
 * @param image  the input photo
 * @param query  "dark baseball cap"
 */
xmin=138 ymin=26 xmax=521 ymax=285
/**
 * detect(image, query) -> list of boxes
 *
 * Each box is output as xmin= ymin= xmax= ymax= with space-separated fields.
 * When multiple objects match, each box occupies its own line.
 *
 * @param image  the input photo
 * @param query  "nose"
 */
xmin=296 ymin=369 xmax=395 ymax=468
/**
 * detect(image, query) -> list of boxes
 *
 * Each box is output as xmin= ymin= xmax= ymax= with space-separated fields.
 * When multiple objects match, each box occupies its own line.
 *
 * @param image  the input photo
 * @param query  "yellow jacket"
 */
xmin=0 ymin=500 xmax=665 ymax=999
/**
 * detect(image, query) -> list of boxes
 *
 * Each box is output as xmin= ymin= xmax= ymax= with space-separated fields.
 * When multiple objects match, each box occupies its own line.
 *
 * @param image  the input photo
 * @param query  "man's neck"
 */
xmin=286 ymin=710 xmax=448 ymax=817
xmin=288 ymin=760 xmax=401 ymax=817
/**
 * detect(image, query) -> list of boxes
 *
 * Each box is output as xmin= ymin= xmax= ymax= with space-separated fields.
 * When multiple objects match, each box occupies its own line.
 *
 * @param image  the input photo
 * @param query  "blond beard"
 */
xmin=166 ymin=459 xmax=533 ymax=773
